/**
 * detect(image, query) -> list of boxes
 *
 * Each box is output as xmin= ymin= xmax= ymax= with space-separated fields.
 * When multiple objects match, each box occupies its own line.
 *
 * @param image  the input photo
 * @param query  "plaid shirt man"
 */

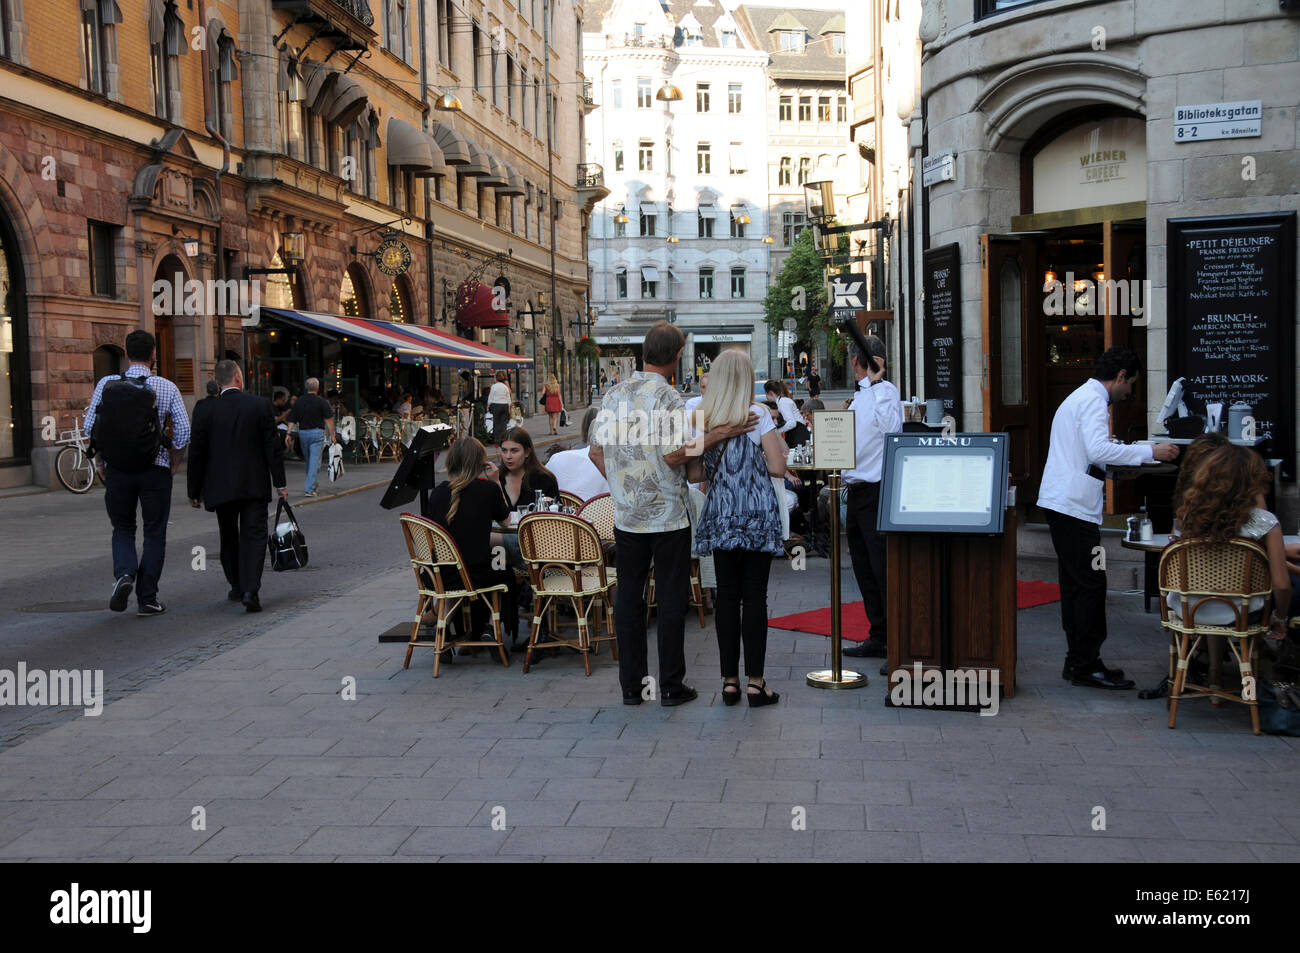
xmin=85 ymin=363 xmax=190 ymax=467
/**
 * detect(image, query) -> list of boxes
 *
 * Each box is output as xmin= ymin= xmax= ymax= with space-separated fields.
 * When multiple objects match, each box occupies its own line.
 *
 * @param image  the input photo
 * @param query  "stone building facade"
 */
xmin=913 ymin=0 xmax=1300 ymax=517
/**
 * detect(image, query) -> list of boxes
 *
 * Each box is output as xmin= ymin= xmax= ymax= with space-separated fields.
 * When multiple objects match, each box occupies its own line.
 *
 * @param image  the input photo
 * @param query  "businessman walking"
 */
xmin=188 ymin=360 xmax=288 ymax=613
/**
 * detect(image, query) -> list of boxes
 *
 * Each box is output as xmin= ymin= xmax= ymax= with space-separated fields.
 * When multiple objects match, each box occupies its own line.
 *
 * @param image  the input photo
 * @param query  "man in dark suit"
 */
xmin=188 ymin=360 xmax=288 ymax=613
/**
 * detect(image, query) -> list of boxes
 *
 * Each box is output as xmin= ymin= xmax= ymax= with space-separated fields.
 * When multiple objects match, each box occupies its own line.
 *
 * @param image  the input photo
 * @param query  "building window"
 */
xmin=82 ymin=0 xmax=121 ymax=96
xmin=779 ymin=95 xmax=792 ymax=122
xmin=783 ymin=211 xmax=807 ymax=245
xmin=472 ymin=21 xmax=482 ymax=91
xmin=384 ymin=0 xmax=410 ymax=62
xmin=637 ymin=76 xmax=652 ymax=108
xmin=730 ymin=211 xmax=747 ymax=239
xmin=698 ymin=209 xmax=714 ymax=238
xmin=779 ymin=30 xmax=804 ymax=52
xmin=728 ymin=143 xmax=745 ymax=175
xmin=88 ymin=221 xmax=118 ymax=297
xmin=798 ymin=95 xmax=811 ymax=122
xmin=798 ymin=157 xmax=810 ymax=185
xmin=611 ymin=78 xmax=622 ymax=109
xmin=436 ymin=0 xmax=453 ymax=69
xmin=149 ymin=0 xmax=187 ymax=123
xmin=534 ymin=77 xmax=541 ymax=133
xmin=211 ymin=27 xmax=238 ymax=140
xmin=491 ymin=42 xmax=499 ymax=108
xmin=699 ymin=267 xmax=714 ymax=299
xmin=613 ymin=143 xmax=624 ymax=171
xmin=730 ymin=268 xmax=745 ymax=298
xmin=507 ymin=55 xmax=516 ymax=119
xmin=683 ymin=26 xmax=702 ymax=47
xmin=697 ymin=142 xmax=710 ymax=175
xmin=0 ymin=0 xmax=14 ymax=60
xmin=818 ymin=96 xmax=831 ymax=122
xmin=641 ymin=273 xmax=657 ymax=299
xmin=719 ymin=28 xmax=737 ymax=48
xmin=616 ymin=268 xmax=627 ymax=298
xmin=728 ymin=83 xmax=742 ymax=113
xmin=837 ymin=95 xmax=847 ymax=123
xmin=696 ymin=82 xmax=710 ymax=112
xmin=638 ymin=139 xmax=654 ymax=171
xmin=639 ymin=210 xmax=656 ymax=237
xmin=778 ymin=157 xmax=791 ymax=186
xmin=831 ymin=32 xmax=845 ymax=54
xmin=344 ymin=112 xmax=375 ymax=197
xmin=341 ymin=265 xmax=370 ymax=318
xmin=634 ymin=22 xmax=645 ymax=41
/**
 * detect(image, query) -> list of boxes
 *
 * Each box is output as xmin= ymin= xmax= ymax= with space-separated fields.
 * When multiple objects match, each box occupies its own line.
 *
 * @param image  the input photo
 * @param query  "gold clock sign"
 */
xmin=375 ymin=237 xmax=412 ymax=277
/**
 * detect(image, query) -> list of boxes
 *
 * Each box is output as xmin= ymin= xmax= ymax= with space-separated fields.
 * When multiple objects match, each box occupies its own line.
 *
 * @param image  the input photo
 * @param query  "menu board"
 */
xmin=878 ymin=434 xmax=1009 ymax=535
xmin=923 ymin=244 xmax=962 ymax=421
xmin=1168 ymin=213 xmax=1296 ymax=480
xmin=812 ymin=410 xmax=856 ymax=470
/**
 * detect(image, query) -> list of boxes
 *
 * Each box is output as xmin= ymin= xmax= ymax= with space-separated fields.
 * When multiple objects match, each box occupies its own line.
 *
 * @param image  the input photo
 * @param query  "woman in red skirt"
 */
xmin=543 ymin=375 xmax=564 ymax=435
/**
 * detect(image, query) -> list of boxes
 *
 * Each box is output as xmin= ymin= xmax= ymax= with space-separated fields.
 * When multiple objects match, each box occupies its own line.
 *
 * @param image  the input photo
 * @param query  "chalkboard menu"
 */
xmin=1168 ymin=213 xmax=1296 ymax=480
xmin=923 ymin=244 xmax=962 ymax=421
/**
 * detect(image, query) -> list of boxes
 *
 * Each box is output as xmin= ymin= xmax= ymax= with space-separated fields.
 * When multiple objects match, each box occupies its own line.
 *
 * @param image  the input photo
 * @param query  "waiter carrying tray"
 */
xmin=1038 ymin=347 xmax=1180 ymax=689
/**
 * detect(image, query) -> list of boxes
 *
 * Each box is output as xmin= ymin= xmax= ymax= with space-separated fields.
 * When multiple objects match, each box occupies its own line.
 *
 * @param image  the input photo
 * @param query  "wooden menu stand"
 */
xmin=884 ymin=506 xmax=1018 ymax=698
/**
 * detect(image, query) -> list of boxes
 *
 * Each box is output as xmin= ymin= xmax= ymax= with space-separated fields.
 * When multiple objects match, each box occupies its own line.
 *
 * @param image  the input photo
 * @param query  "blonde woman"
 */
xmin=426 ymin=437 xmax=514 ymax=640
xmin=543 ymin=375 xmax=564 ymax=434
xmin=688 ymin=350 xmax=788 ymax=707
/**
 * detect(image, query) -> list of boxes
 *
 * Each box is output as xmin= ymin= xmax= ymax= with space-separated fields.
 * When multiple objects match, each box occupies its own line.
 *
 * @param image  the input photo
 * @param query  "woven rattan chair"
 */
xmin=355 ymin=415 xmax=379 ymax=463
xmin=517 ymin=512 xmax=618 ymax=675
xmin=1158 ymin=537 xmax=1274 ymax=734
xmin=576 ymin=493 xmax=616 ymax=542
xmin=558 ymin=490 xmax=584 ymax=511
xmin=377 ymin=416 xmax=403 ymax=462
xmin=399 ymin=513 xmax=510 ymax=677
xmin=645 ymin=560 xmax=707 ymax=628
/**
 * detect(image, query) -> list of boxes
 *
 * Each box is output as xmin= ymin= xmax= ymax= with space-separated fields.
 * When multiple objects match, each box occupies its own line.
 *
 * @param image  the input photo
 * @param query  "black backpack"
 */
xmin=91 ymin=375 xmax=162 ymax=472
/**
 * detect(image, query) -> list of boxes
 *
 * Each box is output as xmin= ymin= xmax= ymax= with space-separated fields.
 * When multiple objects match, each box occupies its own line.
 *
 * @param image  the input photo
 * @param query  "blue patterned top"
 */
xmin=694 ymin=433 xmax=784 ymax=555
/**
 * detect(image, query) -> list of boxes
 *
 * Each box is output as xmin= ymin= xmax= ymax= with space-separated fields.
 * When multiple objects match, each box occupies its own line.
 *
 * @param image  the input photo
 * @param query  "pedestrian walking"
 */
xmin=1037 ymin=347 xmax=1179 ymax=688
xmin=187 ymin=359 xmax=288 ymax=614
xmin=284 ymin=377 xmax=335 ymax=498
xmin=86 ymin=329 xmax=190 ymax=616
xmin=689 ymin=350 xmax=787 ymax=707
xmin=807 ymin=368 xmax=822 ymax=399
xmin=487 ymin=371 xmax=511 ymax=446
xmin=589 ymin=322 xmax=755 ymax=707
xmin=543 ymin=375 xmax=564 ymax=434
xmin=841 ymin=335 xmax=902 ymax=660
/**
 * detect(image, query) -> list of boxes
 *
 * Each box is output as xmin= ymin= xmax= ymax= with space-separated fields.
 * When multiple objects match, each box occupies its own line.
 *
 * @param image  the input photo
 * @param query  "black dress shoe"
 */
xmin=844 ymin=639 xmax=887 ymax=658
xmin=622 ymin=693 xmax=644 ymax=706
xmin=242 ymin=592 xmax=262 ymax=613
xmin=227 ymin=588 xmax=241 ymax=602
xmin=879 ymin=663 xmax=889 ymax=677
xmin=660 ymin=685 xmax=699 ymax=707
xmin=1061 ymin=660 xmax=1125 ymax=680
xmin=1070 ymin=667 xmax=1135 ymax=690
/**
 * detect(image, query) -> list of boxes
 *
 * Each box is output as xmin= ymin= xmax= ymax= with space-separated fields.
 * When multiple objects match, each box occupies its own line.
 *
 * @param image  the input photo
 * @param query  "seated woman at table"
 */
xmin=1170 ymin=431 xmax=1230 ymax=515
xmin=1171 ymin=443 xmax=1291 ymax=637
xmin=498 ymin=427 xmax=559 ymax=511
xmin=426 ymin=437 xmax=515 ymax=640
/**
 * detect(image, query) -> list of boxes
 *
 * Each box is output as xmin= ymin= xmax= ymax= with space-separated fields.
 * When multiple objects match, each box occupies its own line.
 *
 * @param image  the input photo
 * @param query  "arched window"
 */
xmin=797 ymin=157 xmax=810 ymax=185
xmin=341 ymin=264 xmax=370 ymax=318
xmin=390 ymin=275 xmax=414 ymax=323
xmin=263 ymin=251 xmax=296 ymax=309
xmin=778 ymin=156 xmax=791 ymax=186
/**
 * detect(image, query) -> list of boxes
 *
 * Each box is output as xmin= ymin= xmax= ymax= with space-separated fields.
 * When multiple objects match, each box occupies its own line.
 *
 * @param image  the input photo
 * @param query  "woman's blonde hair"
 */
xmin=444 ymin=436 xmax=487 ymax=524
xmin=694 ymin=349 xmax=754 ymax=432
xmin=547 ymin=375 xmax=560 ymax=392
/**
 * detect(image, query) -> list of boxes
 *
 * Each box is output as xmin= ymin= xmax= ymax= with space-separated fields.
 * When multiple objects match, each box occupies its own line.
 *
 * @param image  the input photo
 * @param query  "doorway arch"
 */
xmin=152 ymin=254 xmax=190 ymax=382
xmin=0 ymin=206 xmax=30 ymax=464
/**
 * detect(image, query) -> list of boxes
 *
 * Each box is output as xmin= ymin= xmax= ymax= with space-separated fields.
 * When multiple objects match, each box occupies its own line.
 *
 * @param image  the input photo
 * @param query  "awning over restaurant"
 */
xmin=430 ymin=121 xmax=470 ymax=165
xmin=246 ymin=307 xmax=531 ymax=369
xmin=455 ymin=279 xmax=511 ymax=328
xmin=386 ymin=117 xmax=435 ymax=173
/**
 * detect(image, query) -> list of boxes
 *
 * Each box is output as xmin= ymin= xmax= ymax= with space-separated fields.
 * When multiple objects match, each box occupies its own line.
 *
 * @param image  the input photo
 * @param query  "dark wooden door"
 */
xmin=1104 ymin=221 xmax=1147 ymax=513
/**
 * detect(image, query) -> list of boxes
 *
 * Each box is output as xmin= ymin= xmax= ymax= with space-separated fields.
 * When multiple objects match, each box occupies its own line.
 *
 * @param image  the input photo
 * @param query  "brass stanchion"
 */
xmin=807 ymin=471 xmax=868 ymax=690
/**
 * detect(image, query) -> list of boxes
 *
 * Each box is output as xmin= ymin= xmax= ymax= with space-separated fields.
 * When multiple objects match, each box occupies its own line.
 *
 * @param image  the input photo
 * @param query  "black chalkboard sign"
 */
xmin=1168 ymin=213 xmax=1296 ymax=480
xmin=923 ymin=244 xmax=962 ymax=421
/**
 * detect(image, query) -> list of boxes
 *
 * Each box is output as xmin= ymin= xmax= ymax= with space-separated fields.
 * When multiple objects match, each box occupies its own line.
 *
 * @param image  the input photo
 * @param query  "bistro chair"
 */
xmin=1158 ymin=537 xmax=1274 ymax=735
xmin=577 ymin=493 xmax=616 ymax=543
xmin=516 ymin=512 xmax=617 ymax=676
xmin=558 ymin=490 xmax=585 ymax=511
xmin=355 ymin=415 xmax=380 ymax=463
xmin=398 ymin=513 xmax=510 ymax=677
xmin=377 ymin=416 xmax=402 ymax=462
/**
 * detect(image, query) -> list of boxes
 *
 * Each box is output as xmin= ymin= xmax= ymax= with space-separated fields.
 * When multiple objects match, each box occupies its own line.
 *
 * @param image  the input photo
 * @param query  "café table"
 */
xmin=787 ymin=462 xmax=831 ymax=555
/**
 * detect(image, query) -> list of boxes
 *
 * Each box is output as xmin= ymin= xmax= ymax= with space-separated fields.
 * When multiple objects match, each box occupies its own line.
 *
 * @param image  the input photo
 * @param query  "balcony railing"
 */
xmin=606 ymin=33 xmax=674 ymax=50
xmin=274 ymin=0 xmax=375 ymax=31
xmin=581 ymin=80 xmax=596 ymax=107
xmin=577 ymin=163 xmax=605 ymax=189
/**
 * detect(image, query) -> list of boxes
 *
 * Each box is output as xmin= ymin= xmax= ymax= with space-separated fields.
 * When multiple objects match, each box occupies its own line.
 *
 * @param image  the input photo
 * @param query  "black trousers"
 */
xmin=489 ymin=402 xmax=509 ymax=444
xmin=845 ymin=481 xmax=888 ymax=644
xmin=713 ymin=548 xmax=774 ymax=679
xmin=104 ymin=464 xmax=172 ymax=603
xmin=1044 ymin=507 xmax=1108 ymax=673
xmin=216 ymin=499 xmax=269 ymax=596
xmin=613 ymin=526 xmax=690 ymax=697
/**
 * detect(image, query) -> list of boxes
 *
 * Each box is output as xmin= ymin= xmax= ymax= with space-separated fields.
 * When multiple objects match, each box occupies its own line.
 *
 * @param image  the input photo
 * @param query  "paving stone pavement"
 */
xmin=1 ymin=544 xmax=1298 ymax=863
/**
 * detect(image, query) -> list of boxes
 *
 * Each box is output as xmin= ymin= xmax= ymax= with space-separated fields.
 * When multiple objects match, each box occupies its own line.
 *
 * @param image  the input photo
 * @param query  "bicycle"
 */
xmin=54 ymin=415 xmax=98 ymax=494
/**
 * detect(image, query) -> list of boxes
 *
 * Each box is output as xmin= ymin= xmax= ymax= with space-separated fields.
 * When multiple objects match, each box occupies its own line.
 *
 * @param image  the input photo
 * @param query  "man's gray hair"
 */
xmin=854 ymin=334 xmax=886 ymax=368
xmin=213 ymin=359 xmax=241 ymax=387
xmin=580 ymin=405 xmax=599 ymax=444
xmin=305 ymin=377 xmax=320 ymax=393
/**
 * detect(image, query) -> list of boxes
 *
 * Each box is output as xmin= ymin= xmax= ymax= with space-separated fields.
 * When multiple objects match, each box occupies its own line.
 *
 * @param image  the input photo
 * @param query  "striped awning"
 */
xmin=246 ymin=307 xmax=531 ymax=369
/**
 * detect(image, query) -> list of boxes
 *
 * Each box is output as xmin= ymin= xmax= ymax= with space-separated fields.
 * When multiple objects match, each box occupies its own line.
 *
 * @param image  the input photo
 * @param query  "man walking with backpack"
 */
xmin=85 ymin=330 xmax=190 ymax=616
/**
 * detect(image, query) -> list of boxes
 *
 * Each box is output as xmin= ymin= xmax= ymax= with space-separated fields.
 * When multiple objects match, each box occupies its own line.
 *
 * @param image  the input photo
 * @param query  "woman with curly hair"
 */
xmin=1172 ymin=443 xmax=1290 ymax=634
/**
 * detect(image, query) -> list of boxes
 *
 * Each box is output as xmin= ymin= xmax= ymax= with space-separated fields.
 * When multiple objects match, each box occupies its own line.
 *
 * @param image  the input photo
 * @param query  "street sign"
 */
xmin=1174 ymin=100 xmax=1261 ymax=142
xmin=782 ymin=317 xmax=797 ymax=332
xmin=922 ymin=151 xmax=956 ymax=187
xmin=830 ymin=273 xmax=867 ymax=321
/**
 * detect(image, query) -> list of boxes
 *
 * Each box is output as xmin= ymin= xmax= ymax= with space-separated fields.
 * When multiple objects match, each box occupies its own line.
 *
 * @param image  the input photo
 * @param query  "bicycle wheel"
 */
xmin=56 ymin=445 xmax=96 ymax=493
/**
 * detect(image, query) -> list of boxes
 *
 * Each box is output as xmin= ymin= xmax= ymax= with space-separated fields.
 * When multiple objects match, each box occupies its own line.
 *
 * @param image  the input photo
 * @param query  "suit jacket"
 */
xmin=188 ymin=388 xmax=287 ymax=510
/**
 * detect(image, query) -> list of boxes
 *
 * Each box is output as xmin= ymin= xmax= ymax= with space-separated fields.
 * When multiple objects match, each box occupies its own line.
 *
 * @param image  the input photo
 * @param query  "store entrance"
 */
xmin=982 ymin=219 xmax=1147 ymax=516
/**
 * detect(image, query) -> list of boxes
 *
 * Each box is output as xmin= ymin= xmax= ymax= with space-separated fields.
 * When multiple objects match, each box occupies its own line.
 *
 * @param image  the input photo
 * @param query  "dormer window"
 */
xmin=829 ymin=32 xmax=845 ymax=54
xmin=719 ymin=29 xmax=737 ymax=48
xmin=778 ymin=30 xmax=805 ymax=52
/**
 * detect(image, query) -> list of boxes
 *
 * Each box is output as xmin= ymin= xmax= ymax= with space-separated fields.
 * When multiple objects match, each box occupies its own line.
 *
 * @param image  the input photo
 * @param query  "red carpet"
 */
xmin=768 ymin=580 xmax=1061 ymax=642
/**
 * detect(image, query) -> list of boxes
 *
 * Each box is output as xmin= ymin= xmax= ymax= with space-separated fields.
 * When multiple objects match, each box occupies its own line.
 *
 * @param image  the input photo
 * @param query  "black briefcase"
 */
xmin=268 ymin=499 xmax=309 ymax=571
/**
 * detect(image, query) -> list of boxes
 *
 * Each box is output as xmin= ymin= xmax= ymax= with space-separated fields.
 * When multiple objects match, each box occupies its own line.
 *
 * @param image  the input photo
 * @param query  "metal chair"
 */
xmin=517 ymin=512 xmax=618 ymax=675
xmin=1158 ymin=537 xmax=1274 ymax=734
xmin=398 ymin=513 xmax=510 ymax=677
xmin=558 ymin=490 xmax=585 ymax=511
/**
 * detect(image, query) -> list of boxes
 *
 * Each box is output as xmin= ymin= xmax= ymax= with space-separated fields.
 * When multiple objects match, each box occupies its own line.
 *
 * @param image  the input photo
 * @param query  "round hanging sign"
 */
xmin=375 ymin=237 xmax=412 ymax=277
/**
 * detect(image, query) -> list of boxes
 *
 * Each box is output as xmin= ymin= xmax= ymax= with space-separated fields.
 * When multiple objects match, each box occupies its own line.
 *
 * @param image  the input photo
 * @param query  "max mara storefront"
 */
xmin=914 ymin=1 xmax=1299 ymax=521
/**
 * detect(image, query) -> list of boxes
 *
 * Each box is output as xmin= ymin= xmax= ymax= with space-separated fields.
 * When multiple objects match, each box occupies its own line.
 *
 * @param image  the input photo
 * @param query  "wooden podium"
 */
xmin=885 ymin=506 xmax=1018 ymax=697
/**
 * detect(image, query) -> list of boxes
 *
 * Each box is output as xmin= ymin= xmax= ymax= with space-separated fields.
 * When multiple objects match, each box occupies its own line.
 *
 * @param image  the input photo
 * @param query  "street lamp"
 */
xmin=434 ymin=90 xmax=463 ymax=111
xmin=655 ymin=82 xmax=682 ymax=101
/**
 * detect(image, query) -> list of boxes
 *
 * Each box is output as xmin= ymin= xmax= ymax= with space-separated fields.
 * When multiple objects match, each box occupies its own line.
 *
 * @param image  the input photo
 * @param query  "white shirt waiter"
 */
xmin=843 ymin=376 xmax=902 ymax=485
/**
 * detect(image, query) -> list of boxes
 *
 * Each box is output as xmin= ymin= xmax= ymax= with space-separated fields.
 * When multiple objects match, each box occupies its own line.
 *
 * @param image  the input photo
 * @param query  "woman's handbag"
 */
xmin=559 ymin=408 xmax=570 ymax=428
xmin=268 ymin=499 xmax=309 ymax=571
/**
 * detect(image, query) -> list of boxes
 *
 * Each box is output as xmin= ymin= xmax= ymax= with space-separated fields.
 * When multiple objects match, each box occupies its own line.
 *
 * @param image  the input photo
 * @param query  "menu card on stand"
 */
xmin=812 ymin=411 xmax=857 ymax=470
